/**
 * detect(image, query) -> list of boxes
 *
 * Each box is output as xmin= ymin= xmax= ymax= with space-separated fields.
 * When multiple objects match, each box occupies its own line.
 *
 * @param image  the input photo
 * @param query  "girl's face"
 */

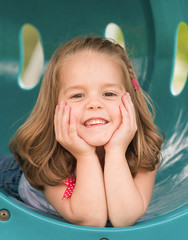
xmin=58 ymin=51 xmax=126 ymax=146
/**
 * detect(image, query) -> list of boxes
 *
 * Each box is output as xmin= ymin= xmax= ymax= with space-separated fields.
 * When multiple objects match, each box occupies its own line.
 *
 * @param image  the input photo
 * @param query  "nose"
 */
xmin=88 ymin=104 xmax=102 ymax=110
xmin=87 ymin=97 xmax=103 ymax=110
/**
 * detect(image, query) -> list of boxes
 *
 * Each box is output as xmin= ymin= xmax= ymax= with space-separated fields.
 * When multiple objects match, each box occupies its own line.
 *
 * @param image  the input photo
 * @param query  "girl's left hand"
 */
xmin=104 ymin=92 xmax=137 ymax=153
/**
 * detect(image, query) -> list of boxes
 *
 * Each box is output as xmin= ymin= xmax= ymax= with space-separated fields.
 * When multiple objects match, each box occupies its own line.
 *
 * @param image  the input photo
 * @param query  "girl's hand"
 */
xmin=54 ymin=101 xmax=96 ymax=159
xmin=104 ymin=92 xmax=137 ymax=154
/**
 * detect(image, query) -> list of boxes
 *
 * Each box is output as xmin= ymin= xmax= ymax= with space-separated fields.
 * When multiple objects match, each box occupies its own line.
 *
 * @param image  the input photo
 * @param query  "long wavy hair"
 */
xmin=10 ymin=36 xmax=164 ymax=190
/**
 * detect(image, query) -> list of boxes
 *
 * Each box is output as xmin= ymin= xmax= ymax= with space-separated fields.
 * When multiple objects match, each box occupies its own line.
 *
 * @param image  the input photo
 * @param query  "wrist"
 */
xmin=104 ymin=148 xmax=126 ymax=164
xmin=105 ymin=146 xmax=127 ymax=156
xmin=75 ymin=151 xmax=98 ymax=161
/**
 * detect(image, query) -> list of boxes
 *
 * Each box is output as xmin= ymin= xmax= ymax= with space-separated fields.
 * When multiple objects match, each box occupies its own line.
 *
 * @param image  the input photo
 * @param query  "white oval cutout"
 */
xmin=19 ymin=24 xmax=44 ymax=90
xmin=171 ymin=22 xmax=188 ymax=96
xmin=104 ymin=23 xmax=125 ymax=49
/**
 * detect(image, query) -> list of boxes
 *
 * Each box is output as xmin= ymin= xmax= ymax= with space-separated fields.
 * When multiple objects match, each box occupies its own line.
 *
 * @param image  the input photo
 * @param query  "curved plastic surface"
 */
xmin=0 ymin=0 xmax=188 ymax=239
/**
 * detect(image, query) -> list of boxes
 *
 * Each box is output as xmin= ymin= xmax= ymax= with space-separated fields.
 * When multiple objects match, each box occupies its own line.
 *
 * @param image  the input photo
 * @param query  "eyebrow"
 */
xmin=101 ymin=83 xmax=125 ymax=91
xmin=63 ymin=85 xmax=86 ymax=94
xmin=63 ymin=83 xmax=125 ymax=94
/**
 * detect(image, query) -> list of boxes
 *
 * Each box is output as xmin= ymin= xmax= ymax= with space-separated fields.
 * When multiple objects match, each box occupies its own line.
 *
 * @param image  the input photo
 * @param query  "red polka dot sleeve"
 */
xmin=62 ymin=177 xmax=76 ymax=200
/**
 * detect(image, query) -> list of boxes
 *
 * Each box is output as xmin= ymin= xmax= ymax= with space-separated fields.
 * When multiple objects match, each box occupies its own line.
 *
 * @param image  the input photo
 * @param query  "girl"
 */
xmin=8 ymin=36 xmax=164 ymax=227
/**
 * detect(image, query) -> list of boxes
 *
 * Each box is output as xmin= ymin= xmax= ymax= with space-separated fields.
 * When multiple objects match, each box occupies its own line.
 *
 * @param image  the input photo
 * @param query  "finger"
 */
xmin=127 ymin=93 xmax=136 ymax=114
xmin=120 ymin=103 xmax=129 ymax=126
xmin=54 ymin=105 xmax=59 ymax=136
xmin=61 ymin=103 xmax=70 ymax=140
xmin=126 ymin=93 xmax=137 ymax=130
xmin=69 ymin=112 xmax=77 ymax=138
xmin=122 ymin=93 xmax=137 ymax=130
xmin=55 ymin=101 xmax=65 ymax=141
xmin=121 ymin=94 xmax=132 ymax=120
xmin=54 ymin=104 xmax=59 ymax=136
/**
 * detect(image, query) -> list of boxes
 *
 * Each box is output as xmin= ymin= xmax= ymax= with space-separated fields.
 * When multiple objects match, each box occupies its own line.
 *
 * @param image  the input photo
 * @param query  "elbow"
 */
xmin=110 ymin=204 xmax=146 ymax=228
xmin=74 ymin=210 xmax=108 ymax=228
xmin=94 ymin=216 xmax=108 ymax=227
xmin=86 ymin=220 xmax=107 ymax=228
xmin=78 ymin=216 xmax=107 ymax=228
xmin=68 ymin=203 xmax=108 ymax=227
xmin=87 ymin=214 xmax=107 ymax=227
xmin=110 ymin=216 xmax=136 ymax=228
xmin=111 ymin=219 xmax=137 ymax=228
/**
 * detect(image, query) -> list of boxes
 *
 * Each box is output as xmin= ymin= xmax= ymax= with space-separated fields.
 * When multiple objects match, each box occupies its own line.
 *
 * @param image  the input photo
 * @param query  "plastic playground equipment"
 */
xmin=0 ymin=0 xmax=188 ymax=239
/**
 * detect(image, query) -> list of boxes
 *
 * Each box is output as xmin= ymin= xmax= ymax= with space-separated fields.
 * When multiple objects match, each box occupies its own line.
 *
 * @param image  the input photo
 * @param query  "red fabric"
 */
xmin=62 ymin=177 xmax=76 ymax=200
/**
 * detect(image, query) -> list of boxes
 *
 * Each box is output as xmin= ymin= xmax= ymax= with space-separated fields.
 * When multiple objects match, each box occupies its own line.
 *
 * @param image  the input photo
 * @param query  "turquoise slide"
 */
xmin=0 ymin=0 xmax=188 ymax=239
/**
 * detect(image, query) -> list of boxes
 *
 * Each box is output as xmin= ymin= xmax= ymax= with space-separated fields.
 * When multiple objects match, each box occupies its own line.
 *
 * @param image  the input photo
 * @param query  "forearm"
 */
xmin=70 ymin=153 xmax=107 ymax=226
xmin=44 ymin=153 xmax=107 ymax=227
xmin=53 ymin=103 xmax=108 ymax=226
xmin=104 ymin=150 xmax=144 ymax=227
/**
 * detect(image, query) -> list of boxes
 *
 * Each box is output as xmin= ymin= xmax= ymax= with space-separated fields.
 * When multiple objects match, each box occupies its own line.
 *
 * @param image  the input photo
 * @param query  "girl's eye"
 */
xmin=71 ymin=93 xmax=84 ymax=98
xmin=103 ymin=92 xmax=117 ymax=97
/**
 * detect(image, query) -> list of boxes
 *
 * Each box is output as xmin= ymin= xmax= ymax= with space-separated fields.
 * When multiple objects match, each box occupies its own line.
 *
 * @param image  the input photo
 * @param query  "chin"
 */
xmin=78 ymin=129 xmax=114 ymax=147
xmin=85 ymin=138 xmax=110 ymax=147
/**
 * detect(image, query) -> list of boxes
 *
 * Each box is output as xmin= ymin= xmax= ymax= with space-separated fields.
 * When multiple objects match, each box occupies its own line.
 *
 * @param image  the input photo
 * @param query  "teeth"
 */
xmin=84 ymin=119 xmax=107 ymax=127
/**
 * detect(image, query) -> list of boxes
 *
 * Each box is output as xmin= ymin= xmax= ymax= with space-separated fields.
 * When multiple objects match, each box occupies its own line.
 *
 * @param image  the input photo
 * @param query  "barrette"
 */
xmin=132 ymin=78 xmax=140 ymax=90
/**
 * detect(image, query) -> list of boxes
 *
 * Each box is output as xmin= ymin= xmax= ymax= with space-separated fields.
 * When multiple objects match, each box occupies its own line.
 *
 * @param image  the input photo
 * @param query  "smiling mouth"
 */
xmin=84 ymin=119 xmax=109 ymax=127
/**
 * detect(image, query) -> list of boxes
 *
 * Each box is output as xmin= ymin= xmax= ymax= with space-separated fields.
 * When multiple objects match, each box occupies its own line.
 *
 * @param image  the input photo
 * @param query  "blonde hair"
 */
xmin=10 ymin=36 xmax=164 ymax=190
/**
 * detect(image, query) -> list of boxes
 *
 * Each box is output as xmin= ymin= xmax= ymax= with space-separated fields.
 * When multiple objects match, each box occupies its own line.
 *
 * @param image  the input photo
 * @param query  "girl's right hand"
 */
xmin=54 ymin=101 xmax=96 ymax=159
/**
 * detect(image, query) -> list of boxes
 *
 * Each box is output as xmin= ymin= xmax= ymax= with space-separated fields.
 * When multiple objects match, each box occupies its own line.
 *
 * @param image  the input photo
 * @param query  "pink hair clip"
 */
xmin=131 ymin=78 xmax=140 ymax=90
